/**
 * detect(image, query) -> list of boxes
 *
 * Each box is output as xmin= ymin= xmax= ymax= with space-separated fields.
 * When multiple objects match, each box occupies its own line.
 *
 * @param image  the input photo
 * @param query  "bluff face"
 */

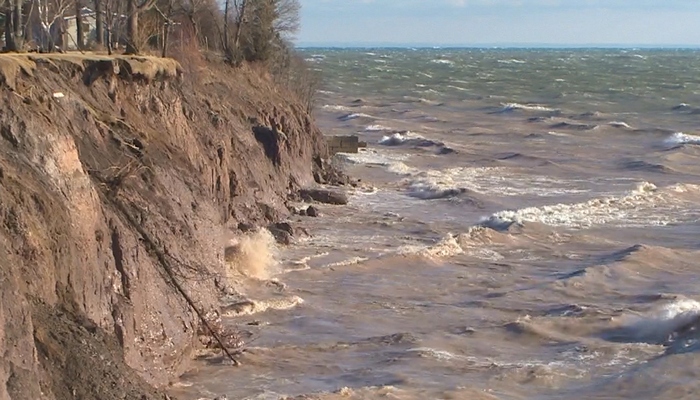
xmin=0 ymin=54 xmax=327 ymax=400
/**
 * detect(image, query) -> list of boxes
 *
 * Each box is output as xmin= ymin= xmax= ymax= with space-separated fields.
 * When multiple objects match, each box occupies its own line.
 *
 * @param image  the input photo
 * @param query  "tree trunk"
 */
xmin=125 ymin=0 xmax=155 ymax=54
xmin=232 ymin=0 xmax=246 ymax=50
xmin=5 ymin=4 xmax=16 ymax=51
xmin=125 ymin=0 xmax=138 ymax=54
xmin=75 ymin=0 xmax=84 ymax=50
xmin=223 ymin=0 xmax=230 ymax=54
xmin=12 ymin=0 xmax=22 ymax=50
xmin=161 ymin=0 xmax=173 ymax=58
xmin=94 ymin=0 xmax=103 ymax=45
xmin=187 ymin=14 xmax=198 ymax=45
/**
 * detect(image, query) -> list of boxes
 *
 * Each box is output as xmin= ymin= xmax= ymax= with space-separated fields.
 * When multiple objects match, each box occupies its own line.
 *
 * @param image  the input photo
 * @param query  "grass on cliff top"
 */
xmin=0 ymin=52 xmax=181 ymax=89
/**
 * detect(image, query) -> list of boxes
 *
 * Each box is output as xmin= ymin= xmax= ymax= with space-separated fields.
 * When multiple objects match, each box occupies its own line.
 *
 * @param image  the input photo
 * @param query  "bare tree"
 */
xmin=12 ymin=0 xmax=22 ymax=50
xmin=125 ymin=0 xmax=155 ymax=54
xmin=75 ymin=0 xmax=83 ymax=49
xmin=2 ymin=0 xmax=25 ymax=51
xmin=102 ymin=0 xmax=118 ymax=54
xmin=222 ymin=0 xmax=230 ymax=54
xmin=35 ymin=0 xmax=72 ymax=51
xmin=175 ymin=0 xmax=206 ymax=43
xmin=93 ymin=0 xmax=102 ymax=45
xmin=273 ymin=0 xmax=298 ymax=38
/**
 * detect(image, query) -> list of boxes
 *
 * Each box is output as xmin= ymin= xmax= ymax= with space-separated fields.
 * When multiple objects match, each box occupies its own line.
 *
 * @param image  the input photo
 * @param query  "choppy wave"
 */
xmin=550 ymin=121 xmax=599 ymax=131
xmin=431 ymin=59 xmax=454 ymax=65
xmin=322 ymin=256 xmax=370 ymax=268
xmin=482 ymin=182 xmax=698 ymax=229
xmin=498 ymin=103 xmax=560 ymax=113
xmin=605 ymin=299 xmax=700 ymax=345
xmin=339 ymin=113 xmax=375 ymax=121
xmin=322 ymin=104 xmax=352 ymax=112
xmin=665 ymin=132 xmax=700 ymax=146
xmin=497 ymin=59 xmax=527 ymax=64
xmin=379 ymin=131 xmax=445 ymax=148
xmin=222 ymin=295 xmax=305 ymax=317
xmin=618 ymin=160 xmax=672 ymax=173
xmin=609 ymin=121 xmax=634 ymax=129
xmin=335 ymin=149 xmax=409 ymax=166
xmin=407 ymin=179 xmax=466 ymax=200
xmin=364 ymin=124 xmax=394 ymax=132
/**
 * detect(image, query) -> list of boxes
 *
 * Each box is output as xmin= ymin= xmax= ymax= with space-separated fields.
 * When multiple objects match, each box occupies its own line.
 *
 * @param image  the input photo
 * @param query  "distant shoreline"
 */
xmin=296 ymin=44 xmax=700 ymax=50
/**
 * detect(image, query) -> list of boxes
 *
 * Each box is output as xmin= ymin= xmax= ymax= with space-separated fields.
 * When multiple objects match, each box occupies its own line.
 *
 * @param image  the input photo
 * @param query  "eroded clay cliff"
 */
xmin=0 ymin=54 xmax=328 ymax=400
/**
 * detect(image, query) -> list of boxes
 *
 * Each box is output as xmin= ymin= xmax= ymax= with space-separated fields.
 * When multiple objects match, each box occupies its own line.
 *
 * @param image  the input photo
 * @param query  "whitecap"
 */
xmin=481 ymin=182 xmax=696 ymax=229
xmin=497 ymin=59 xmax=526 ymax=64
xmin=406 ymin=179 xmax=465 ymax=200
xmin=611 ymin=299 xmax=700 ymax=345
xmin=609 ymin=121 xmax=633 ymax=129
xmin=335 ymin=149 xmax=409 ymax=166
xmin=322 ymin=256 xmax=369 ymax=268
xmin=431 ymin=59 xmax=454 ymax=65
xmin=322 ymin=104 xmax=351 ymax=112
xmin=339 ymin=112 xmax=375 ymax=121
xmin=500 ymin=103 xmax=559 ymax=113
xmin=364 ymin=124 xmax=393 ymax=132
xmin=222 ymin=295 xmax=305 ymax=317
xmin=665 ymin=132 xmax=700 ymax=145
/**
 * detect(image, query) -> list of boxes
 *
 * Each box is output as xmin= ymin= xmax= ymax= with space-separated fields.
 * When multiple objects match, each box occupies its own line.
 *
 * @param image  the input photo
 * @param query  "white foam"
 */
xmin=497 ymin=59 xmax=527 ymax=64
xmin=407 ymin=347 xmax=462 ymax=361
xmin=339 ymin=113 xmax=374 ymax=121
xmin=394 ymin=233 xmax=502 ymax=261
xmin=364 ymin=124 xmax=393 ymax=132
xmin=501 ymin=103 xmax=559 ymax=113
xmin=386 ymin=161 xmax=419 ymax=175
xmin=431 ymin=59 xmax=454 ymax=65
xmin=323 ymin=256 xmax=369 ymax=268
xmin=483 ymin=182 xmax=696 ymax=229
xmin=666 ymin=132 xmax=700 ymax=145
xmin=223 ymin=296 xmax=305 ymax=317
xmin=335 ymin=149 xmax=409 ymax=166
xmin=609 ymin=121 xmax=633 ymax=129
xmin=615 ymin=299 xmax=700 ymax=344
xmin=378 ymin=131 xmax=429 ymax=146
xmin=406 ymin=179 xmax=464 ymax=200
xmin=322 ymin=104 xmax=351 ymax=112
xmin=446 ymin=84 xmax=469 ymax=92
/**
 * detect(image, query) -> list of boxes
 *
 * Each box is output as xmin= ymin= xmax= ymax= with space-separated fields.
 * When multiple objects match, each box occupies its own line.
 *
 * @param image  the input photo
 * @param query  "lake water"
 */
xmin=173 ymin=48 xmax=700 ymax=400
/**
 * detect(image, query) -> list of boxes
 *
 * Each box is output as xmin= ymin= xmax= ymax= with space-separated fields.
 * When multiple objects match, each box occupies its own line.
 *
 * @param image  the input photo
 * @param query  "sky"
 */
xmin=297 ymin=0 xmax=700 ymax=47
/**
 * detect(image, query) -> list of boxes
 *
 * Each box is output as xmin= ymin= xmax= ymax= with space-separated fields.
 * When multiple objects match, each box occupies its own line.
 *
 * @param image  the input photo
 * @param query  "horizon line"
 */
xmin=295 ymin=42 xmax=700 ymax=49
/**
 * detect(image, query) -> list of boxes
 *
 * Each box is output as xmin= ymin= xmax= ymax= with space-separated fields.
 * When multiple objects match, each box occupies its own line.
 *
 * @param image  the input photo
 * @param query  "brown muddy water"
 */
xmin=172 ymin=49 xmax=700 ymax=399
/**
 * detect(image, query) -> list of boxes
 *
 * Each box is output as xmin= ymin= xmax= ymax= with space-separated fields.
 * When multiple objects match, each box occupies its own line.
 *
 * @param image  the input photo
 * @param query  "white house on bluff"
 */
xmin=50 ymin=7 xmax=97 ymax=50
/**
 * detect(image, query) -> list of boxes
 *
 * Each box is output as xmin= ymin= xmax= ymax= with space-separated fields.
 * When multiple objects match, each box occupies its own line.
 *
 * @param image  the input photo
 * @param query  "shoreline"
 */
xmin=0 ymin=53 xmax=337 ymax=400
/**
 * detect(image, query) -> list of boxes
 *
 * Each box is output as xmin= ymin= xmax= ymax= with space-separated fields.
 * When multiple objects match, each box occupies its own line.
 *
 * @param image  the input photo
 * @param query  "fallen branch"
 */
xmin=100 ymin=179 xmax=240 ymax=366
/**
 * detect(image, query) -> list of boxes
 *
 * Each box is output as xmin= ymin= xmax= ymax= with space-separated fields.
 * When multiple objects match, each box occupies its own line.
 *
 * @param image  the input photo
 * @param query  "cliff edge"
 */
xmin=0 ymin=54 xmax=328 ymax=400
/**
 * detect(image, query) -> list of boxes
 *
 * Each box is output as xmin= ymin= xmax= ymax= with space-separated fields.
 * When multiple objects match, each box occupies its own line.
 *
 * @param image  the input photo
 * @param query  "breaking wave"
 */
xmin=609 ymin=121 xmax=634 ymax=129
xmin=222 ymin=295 xmax=305 ymax=317
xmin=406 ymin=179 xmax=466 ymax=200
xmin=604 ymin=299 xmax=700 ymax=345
xmin=549 ymin=121 xmax=599 ymax=131
xmin=339 ymin=112 xmax=375 ymax=121
xmin=379 ymin=131 xmax=444 ymax=148
xmin=364 ymin=124 xmax=394 ymax=132
xmin=322 ymin=104 xmax=352 ymax=112
xmin=665 ymin=132 xmax=700 ymax=146
xmin=224 ymin=229 xmax=278 ymax=281
xmin=481 ymin=182 xmax=698 ymax=229
xmin=431 ymin=59 xmax=454 ymax=65
xmin=498 ymin=103 xmax=560 ymax=113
